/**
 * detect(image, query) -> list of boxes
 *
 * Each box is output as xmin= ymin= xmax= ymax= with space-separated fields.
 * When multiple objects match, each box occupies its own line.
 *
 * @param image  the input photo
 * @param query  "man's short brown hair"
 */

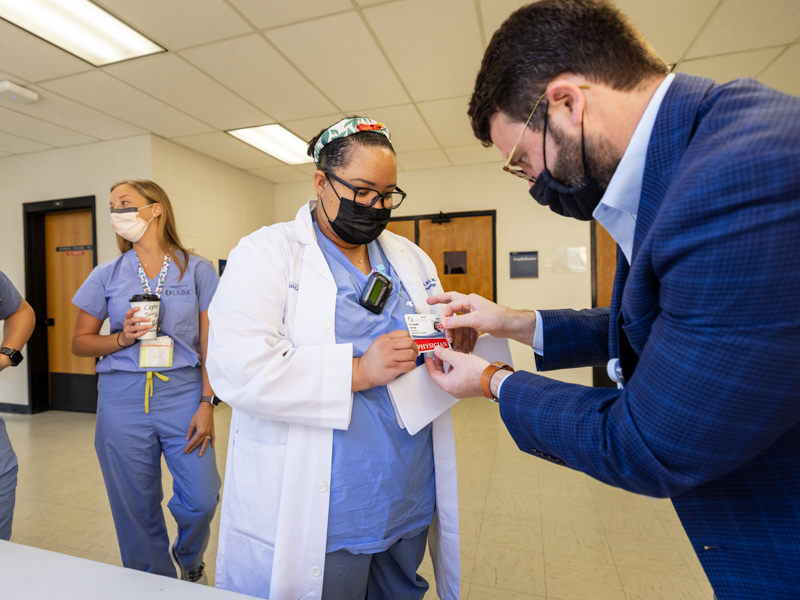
xmin=468 ymin=0 xmax=667 ymax=145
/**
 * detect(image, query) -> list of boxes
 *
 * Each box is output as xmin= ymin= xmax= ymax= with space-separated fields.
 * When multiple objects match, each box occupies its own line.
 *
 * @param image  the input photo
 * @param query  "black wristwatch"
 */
xmin=200 ymin=395 xmax=221 ymax=407
xmin=0 ymin=347 xmax=23 ymax=366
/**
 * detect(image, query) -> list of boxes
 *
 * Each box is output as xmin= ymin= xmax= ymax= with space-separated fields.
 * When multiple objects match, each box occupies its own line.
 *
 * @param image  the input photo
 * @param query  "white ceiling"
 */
xmin=0 ymin=0 xmax=797 ymax=183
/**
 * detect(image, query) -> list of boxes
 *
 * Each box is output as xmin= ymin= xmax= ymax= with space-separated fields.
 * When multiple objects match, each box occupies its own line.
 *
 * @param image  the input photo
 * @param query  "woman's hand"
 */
xmin=119 ymin=307 xmax=154 ymax=346
xmin=184 ymin=402 xmax=215 ymax=456
xmin=352 ymin=330 xmax=420 ymax=392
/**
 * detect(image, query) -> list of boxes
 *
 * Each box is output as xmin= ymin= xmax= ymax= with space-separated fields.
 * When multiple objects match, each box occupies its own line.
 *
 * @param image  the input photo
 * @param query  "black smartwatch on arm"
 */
xmin=0 ymin=347 xmax=23 ymax=366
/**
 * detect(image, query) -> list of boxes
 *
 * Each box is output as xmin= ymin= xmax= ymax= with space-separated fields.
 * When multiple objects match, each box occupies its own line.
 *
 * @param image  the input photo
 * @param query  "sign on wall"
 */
xmin=510 ymin=251 xmax=538 ymax=278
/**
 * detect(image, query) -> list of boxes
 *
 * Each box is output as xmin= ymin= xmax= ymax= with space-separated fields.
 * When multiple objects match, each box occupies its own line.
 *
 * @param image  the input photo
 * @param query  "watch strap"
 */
xmin=480 ymin=361 xmax=514 ymax=402
xmin=0 ymin=347 xmax=23 ymax=366
xmin=200 ymin=395 xmax=221 ymax=406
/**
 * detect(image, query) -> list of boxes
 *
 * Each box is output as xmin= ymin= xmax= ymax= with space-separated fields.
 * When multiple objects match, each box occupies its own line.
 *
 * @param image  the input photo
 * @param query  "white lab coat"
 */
xmin=207 ymin=200 xmax=460 ymax=600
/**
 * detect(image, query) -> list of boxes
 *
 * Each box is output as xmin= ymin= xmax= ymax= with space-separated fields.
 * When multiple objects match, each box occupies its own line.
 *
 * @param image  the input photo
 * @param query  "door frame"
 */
xmin=389 ymin=210 xmax=497 ymax=302
xmin=1 ymin=196 xmax=98 ymax=414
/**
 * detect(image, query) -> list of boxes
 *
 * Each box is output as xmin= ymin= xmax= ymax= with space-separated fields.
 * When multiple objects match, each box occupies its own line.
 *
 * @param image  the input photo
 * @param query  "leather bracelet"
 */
xmin=480 ymin=362 xmax=514 ymax=402
xmin=116 ymin=331 xmax=127 ymax=348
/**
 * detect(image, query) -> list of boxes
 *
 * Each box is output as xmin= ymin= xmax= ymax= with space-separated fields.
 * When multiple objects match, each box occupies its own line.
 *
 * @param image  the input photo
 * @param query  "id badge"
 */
xmin=404 ymin=314 xmax=450 ymax=352
xmin=139 ymin=336 xmax=174 ymax=368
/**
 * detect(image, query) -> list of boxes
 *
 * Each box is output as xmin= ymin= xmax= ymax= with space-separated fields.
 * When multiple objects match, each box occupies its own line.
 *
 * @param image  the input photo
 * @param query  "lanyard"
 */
xmin=137 ymin=254 xmax=171 ymax=298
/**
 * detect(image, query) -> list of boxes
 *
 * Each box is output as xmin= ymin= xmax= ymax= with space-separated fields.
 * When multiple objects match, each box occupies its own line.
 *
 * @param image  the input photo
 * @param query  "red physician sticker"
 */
xmin=66 ymin=250 xmax=85 ymax=256
xmin=415 ymin=338 xmax=450 ymax=352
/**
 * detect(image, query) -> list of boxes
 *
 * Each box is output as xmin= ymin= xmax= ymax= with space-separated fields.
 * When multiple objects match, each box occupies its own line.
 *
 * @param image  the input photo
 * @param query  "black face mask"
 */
xmin=529 ymin=105 xmax=605 ymax=221
xmin=319 ymin=183 xmax=391 ymax=245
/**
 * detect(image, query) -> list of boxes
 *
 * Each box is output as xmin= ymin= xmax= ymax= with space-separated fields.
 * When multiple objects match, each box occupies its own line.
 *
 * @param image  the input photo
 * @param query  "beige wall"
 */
xmin=0 ymin=135 xmax=274 ymax=407
xmin=274 ymin=161 xmax=594 ymax=385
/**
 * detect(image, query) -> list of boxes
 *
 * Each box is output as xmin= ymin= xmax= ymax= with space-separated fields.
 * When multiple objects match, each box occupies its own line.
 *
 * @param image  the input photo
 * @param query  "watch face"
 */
xmin=1 ymin=348 xmax=22 ymax=366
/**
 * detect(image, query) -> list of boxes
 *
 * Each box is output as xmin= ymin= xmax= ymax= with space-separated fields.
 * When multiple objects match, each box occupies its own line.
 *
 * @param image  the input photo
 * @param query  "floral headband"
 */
xmin=313 ymin=117 xmax=392 ymax=166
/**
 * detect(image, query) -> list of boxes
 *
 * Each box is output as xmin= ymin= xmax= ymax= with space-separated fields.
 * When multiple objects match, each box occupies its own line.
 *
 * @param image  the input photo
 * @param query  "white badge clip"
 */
xmin=139 ymin=336 xmax=174 ymax=368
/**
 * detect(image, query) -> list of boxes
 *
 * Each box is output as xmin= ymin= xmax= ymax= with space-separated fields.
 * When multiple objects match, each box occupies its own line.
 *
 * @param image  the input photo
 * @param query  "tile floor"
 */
xmin=2 ymin=398 xmax=715 ymax=599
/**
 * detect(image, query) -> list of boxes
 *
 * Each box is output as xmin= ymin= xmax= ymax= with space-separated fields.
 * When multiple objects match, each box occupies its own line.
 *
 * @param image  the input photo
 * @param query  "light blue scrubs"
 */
xmin=0 ymin=270 xmax=21 ymax=541
xmin=73 ymin=250 xmax=221 ymax=576
xmin=313 ymin=221 xmax=435 ymax=597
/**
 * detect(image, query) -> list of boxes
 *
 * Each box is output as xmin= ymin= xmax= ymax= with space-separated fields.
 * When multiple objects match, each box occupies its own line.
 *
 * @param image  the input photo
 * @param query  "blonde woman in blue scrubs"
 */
xmin=72 ymin=180 xmax=221 ymax=583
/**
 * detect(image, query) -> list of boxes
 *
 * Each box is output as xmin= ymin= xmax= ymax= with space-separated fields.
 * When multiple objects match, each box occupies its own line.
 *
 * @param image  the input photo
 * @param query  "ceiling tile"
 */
xmin=14 ymin=86 xmax=147 ymax=140
xmin=266 ymin=12 xmax=409 ymax=111
xmin=417 ymin=96 xmax=475 ymax=147
xmin=0 ymin=106 xmax=98 ymax=146
xmin=293 ymin=163 xmax=319 ymax=176
xmin=687 ymin=0 xmax=800 ymax=59
xmin=363 ymin=0 xmax=485 ymax=102
xmin=613 ymin=0 xmax=719 ymax=64
xmin=351 ymin=104 xmax=438 ymax=152
xmin=248 ymin=165 xmax=309 ymax=183
xmin=444 ymin=143 xmax=502 ymax=166
xmin=40 ymin=71 xmax=213 ymax=138
xmin=104 ymin=54 xmax=270 ymax=129
xmin=0 ymin=131 xmax=51 ymax=154
xmin=181 ymin=34 xmax=337 ymax=121
xmin=0 ymin=20 xmax=92 ymax=82
xmin=98 ymin=0 xmax=253 ymax=49
xmin=758 ymin=45 xmax=800 ymax=96
xmin=396 ymin=148 xmax=452 ymax=171
xmin=677 ymin=46 xmax=785 ymax=83
xmin=282 ymin=113 xmax=345 ymax=144
xmin=172 ymin=132 xmax=285 ymax=170
xmin=228 ymin=0 xmax=353 ymax=29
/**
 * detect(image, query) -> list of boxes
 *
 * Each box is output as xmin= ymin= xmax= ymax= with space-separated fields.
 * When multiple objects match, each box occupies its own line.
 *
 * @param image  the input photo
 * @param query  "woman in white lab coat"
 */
xmin=207 ymin=117 xmax=459 ymax=600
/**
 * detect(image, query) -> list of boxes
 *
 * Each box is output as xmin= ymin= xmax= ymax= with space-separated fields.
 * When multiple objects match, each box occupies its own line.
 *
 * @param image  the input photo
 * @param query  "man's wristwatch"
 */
xmin=0 ymin=347 xmax=23 ymax=366
xmin=200 ymin=395 xmax=221 ymax=407
xmin=480 ymin=361 xmax=514 ymax=402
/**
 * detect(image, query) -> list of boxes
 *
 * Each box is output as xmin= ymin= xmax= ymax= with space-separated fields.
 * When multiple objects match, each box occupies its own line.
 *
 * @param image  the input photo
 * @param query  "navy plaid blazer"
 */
xmin=499 ymin=73 xmax=800 ymax=599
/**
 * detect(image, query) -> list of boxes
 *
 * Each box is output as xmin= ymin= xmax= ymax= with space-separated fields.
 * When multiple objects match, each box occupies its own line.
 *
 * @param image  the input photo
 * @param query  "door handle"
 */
xmin=41 ymin=318 xmax=54 ymax=326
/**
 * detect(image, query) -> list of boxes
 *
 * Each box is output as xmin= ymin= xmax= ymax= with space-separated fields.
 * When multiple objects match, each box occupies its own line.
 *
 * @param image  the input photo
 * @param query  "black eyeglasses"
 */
xmin=326 ymin=173 xmax=406 ymax=209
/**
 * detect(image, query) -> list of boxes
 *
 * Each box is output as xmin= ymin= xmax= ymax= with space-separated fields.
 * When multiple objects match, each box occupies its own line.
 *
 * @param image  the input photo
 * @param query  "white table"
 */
xmin=0 ymin=540 xmax=263 ymax=599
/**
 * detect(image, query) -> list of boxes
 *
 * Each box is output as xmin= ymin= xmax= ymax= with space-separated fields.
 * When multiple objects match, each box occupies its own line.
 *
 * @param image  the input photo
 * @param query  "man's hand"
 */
xmin=425 ymin=345 xmax=490 ymax=399
xmin=0 ymin=354 xmax=11 ymax=373
xmin=353 ymin=330 xmax=420 ymax=392
xmin=426 ymin=292 xmax=537 ymax=346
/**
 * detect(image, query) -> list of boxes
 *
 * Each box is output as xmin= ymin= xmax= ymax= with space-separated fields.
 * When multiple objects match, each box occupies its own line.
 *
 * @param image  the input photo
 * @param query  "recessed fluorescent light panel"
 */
xmin=228 ymin=125 xmax=315 ymax=165
xmin=0 ymin=0 xmax=164 ymax=67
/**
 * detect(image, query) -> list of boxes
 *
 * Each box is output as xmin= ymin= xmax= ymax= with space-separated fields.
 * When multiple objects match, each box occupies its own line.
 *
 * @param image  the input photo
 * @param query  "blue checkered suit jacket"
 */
xmin=499 ymin=73 xmax=800 ymax=599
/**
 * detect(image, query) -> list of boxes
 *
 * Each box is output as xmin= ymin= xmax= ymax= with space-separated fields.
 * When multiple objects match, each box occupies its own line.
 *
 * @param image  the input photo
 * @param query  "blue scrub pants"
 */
xmin=95 ymin=367 xmax=221 ymax=577
xmin=321 ymin=527 xmax=430 ymax=600
xmin=0 ymin=417 xmax=17 ymax=541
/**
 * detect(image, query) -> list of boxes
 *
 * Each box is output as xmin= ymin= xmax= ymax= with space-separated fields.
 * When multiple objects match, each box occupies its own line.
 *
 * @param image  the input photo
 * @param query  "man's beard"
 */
xmin=547 ymin=120 xmax=621 ymax=189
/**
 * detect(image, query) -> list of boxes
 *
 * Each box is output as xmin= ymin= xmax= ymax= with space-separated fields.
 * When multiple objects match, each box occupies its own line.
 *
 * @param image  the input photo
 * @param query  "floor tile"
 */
xmin=471 ymin=543 xmax=546 ymax=596
xmin=616 ymin=566 xmax=710 ymax=600
xmin=544 ymin=556 xmax=627 ymax=600
xmin=542 ymin=521 xmax=614 ymax=565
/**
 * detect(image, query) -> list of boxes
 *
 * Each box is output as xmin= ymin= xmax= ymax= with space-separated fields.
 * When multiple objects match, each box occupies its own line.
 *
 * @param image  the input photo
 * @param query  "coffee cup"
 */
xmin=129 ymin=294 xmax=160 ymax=340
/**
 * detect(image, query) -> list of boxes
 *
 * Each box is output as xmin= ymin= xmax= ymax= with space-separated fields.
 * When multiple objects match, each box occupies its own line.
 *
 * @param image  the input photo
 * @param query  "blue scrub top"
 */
xmin=0 ymin=270 xmax=22 ymax=478
xmin=72 ymin=250 xmax=219 ymax=373
xmin=0 ymin=270 xmax=22 ymax=321
xmin=313 ymin=221 xmax=435 ymax=554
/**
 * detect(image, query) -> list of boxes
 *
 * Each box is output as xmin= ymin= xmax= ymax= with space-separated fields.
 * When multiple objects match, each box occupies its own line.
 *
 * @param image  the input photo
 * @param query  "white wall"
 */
xmin=150 ymin=136 xmax=275 ymax=269
xmin=275 ymin=162 xmax=593 ymax=385
xmin=0 ymin=135 xmax=274 ymax=407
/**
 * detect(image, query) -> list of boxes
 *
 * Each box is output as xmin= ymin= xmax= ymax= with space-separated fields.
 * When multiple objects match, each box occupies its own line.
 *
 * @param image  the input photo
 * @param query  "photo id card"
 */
xmin=404 ymin=314 xmax=450 ymax=352
xmin=139 ymin=336 xmax=174 ymax=368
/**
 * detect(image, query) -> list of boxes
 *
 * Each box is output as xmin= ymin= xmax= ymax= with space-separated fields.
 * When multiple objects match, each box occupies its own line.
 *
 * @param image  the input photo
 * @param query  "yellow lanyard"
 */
xmin=144 ymin=371 xmax=169 ymax=413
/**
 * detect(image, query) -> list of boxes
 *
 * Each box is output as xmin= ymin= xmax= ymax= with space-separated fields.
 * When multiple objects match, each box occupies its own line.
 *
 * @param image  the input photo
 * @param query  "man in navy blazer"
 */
xmin=425 ymin=1 xmax=800 ymax=598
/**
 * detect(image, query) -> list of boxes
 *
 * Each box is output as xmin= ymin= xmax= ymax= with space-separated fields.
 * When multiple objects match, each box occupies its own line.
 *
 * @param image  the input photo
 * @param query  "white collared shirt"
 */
xmin=528 ymin=74 xmax=676 ymax=358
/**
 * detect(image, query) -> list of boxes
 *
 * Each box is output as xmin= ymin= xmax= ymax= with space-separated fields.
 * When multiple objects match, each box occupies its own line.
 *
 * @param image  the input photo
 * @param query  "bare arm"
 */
xmin=71 ymin=308 xmax=152 ymax=357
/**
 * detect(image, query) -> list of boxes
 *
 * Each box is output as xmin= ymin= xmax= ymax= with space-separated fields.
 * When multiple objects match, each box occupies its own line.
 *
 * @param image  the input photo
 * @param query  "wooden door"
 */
xmin=416 ymin=215 xmax=494 ymax=301
xmin=44 ymin=210 xmax=97 ymax=411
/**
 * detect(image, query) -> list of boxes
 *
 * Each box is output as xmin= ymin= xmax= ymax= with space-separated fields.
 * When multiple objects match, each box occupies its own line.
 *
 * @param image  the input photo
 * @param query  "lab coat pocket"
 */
xmin=227 ymin=433 xmax=286 ymax=547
